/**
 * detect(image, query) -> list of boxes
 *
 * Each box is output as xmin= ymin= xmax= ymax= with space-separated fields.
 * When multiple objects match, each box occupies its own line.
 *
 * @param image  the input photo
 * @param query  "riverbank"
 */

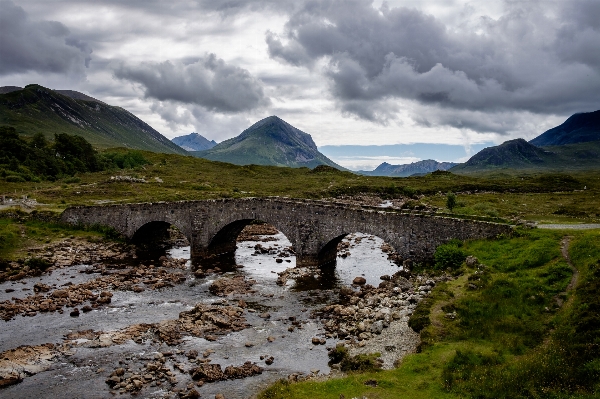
xmin=0 ymin=223 xmax=425 ymax=398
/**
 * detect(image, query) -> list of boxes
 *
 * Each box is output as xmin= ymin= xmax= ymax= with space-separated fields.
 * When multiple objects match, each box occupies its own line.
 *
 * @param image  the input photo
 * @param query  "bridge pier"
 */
xmin=296 ymin=254 xmax=320 ymax=267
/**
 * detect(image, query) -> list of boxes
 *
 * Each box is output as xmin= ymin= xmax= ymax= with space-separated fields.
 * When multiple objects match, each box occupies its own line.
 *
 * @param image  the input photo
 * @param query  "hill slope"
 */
xmin=451 ymin=139 xmax=600 ymax=174
xmin=362 ymin=159 xmax=457 ymax=177
xmin=192 ymin=116 xmax=343 ymax=169
xmin=530 ymin=110 xmax=600 ymax=146
xmin=0 ymin=84 xmax=187 ymax=155
xmin=172 ymin=133 xmax=217 ymax=151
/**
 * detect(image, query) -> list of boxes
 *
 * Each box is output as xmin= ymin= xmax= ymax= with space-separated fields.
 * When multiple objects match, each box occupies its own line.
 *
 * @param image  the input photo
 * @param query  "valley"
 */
xmin=1 ymin=89 xmax=599 ymax=399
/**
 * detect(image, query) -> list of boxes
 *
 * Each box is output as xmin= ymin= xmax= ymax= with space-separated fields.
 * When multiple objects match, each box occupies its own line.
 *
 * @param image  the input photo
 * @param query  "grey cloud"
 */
xmin=0 ymin=0 xmax=91 ymax=76
xmin=114 ymin=55 xmax=270 ymax=113
xmin=266 ymin=0 xmax=600 ymax=128
xmin=149 ymin=101 xmax=251 ymax=142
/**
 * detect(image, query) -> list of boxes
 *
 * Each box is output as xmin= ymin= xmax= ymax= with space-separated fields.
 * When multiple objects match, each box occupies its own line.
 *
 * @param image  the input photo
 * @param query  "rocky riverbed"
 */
xmin=0 ymin=224 xmax=429 ymax=398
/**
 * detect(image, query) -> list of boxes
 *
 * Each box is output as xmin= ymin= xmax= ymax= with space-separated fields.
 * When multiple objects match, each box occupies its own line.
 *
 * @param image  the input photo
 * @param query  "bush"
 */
xmin=434 ymin=241 xmax=466 ymax=270
xmin=446 ymin=192 xmax=457 ymax=211
xmin=63 ymin=177 xmax=81 ymax=184
xmin=101 ymin=151 xmax=149 ymax=169
xmin=5 ymin=175 xmax=26 ymax=182
xmin=25 ymin=257 xmax=51 ymax=273
xmin=328 ymin=345 xmax=382 ymax=372
xmin=408 ymin=297 xmax=434 ymax=332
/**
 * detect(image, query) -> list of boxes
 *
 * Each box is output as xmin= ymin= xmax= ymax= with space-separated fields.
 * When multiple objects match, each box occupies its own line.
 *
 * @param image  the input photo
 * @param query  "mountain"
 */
xmin=172 ymin=132 xmax=217 ymax=152
xmin=0 ymin=84 xmax=187 ymax=155
xmin=451 ymin=139 xmax=552 ymax=173
xmin=530 ymin=110 xmax=600 ymax=146
xmin=451 ymin=138 xmax=600 ymax=174
xmin=361 ymin=159 xmax=458 ymax=177
xmin=191 ymin=116 xmax=344 ymax=169
xmin=0 ymin=86 xmax=22 ymax=95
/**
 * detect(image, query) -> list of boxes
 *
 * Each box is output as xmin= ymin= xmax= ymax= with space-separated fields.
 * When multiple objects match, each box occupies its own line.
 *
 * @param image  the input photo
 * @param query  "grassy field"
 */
xmin=258 ymin=229 xmax=600 ymax=399
xmin=1 ymin=150 xmax=599 ymax=398
xmin=0 ymin=148 xmax=598 ymax=224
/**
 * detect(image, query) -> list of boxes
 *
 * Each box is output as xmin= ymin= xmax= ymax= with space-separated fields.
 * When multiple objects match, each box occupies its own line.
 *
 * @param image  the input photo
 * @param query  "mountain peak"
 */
xmin=192 ymin=116 xmax=343 ymax=169
xmin=451 ymin=138 xmax=551 ymax=173
xmin=172 ymin=132 xmax=217 ymax=152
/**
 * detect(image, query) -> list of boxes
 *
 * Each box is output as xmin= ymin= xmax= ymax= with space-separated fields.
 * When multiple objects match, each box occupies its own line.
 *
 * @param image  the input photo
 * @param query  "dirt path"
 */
xmin=539 ymin=224 xmax=600 ymax=230
xmin=561 ymin=236 xmax=579 ymax=293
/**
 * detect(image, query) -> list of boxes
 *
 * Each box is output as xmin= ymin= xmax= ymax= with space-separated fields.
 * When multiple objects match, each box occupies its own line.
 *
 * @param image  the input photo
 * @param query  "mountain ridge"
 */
xmin=0 ymin=84 xmax=187 ymax=155
xmin=361 ymin=159 xmax=458 ymax=177
xmin=530 ymin=110 xmax=600 ymax=146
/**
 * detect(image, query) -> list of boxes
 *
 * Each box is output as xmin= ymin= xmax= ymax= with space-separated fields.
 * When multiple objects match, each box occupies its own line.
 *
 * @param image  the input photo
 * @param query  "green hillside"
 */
xmin=452 ymin=139 xmax=600 ymax=174
xmin=0 ymin=84 xmax=187 ymax=155
xmin=192 ymin=116 xmax=344 ymax=169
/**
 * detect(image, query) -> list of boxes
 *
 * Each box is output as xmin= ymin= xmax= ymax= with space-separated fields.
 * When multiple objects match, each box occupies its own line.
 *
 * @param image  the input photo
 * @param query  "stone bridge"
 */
xmin=60 ymin=198 xmax=512 ymax=267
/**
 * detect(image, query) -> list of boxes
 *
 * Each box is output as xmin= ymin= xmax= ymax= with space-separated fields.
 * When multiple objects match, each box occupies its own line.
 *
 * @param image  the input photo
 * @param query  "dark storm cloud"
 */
xmin=266 ymin=0 xmax=600 ymax=129
xmin=0 ymin=0 xmax=91 ymax=76
xmin=114 ymin=54 xmax=270 ymax=113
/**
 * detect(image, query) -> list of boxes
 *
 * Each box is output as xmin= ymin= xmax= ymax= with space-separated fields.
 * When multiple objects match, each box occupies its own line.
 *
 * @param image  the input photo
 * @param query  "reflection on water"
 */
xmin=186 ymin=232 xmax=401 ymax=291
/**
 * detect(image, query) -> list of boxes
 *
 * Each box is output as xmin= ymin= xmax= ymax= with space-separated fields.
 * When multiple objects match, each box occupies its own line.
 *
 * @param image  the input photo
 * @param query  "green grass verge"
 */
xmin=0 ymin=211 xmax=120 ymax=260
xmin=258 ymin=229 xmax=600 ymax=399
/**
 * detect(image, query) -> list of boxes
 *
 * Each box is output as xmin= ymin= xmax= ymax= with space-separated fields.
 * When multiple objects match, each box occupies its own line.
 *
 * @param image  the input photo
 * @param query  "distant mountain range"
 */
xmin=0 ymin=84 xmax=187 ymax=155
xmin=192 ymin=116 xmax=343 ymax=169
xmin=361 ymin=160 xmax=457 ymax=177
xmin=451 ymin=110 xmax=600 ymax=174
xmin=172 ymin=132 xmax=217 ymax=151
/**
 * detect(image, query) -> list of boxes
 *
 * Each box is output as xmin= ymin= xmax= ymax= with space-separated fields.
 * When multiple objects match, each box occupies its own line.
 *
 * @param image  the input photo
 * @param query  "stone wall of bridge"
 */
xmin=61 ymin=198 xmax=513 ymax=267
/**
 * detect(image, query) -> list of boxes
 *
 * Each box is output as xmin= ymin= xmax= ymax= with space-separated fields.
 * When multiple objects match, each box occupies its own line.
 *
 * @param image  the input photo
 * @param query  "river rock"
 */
xmin=52 ymin=290 xmax=69 ymax=298
xmin=465 ymin=255 xmax=479 ymax=267
xmin=352 ymin=276 xmax=366 ymax=285
xmin=371 ymin=320 xmax=384 ymax=334
xmin=190 ymin=363 xmax=224 ymax=382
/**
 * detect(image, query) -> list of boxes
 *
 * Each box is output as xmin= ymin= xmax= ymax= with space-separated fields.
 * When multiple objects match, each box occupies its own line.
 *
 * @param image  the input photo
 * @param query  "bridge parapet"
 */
xmin=61 ymin=198 xmax=513 ymax=267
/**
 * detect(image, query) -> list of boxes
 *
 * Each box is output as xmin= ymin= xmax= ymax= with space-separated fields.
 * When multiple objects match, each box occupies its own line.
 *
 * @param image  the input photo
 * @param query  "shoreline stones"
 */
xmin=209 ymin=276 xmax=256 ymax=296
xmin=190 ymin=361 xmax=263 ymax=383
xmin=0 ymin=261 xmax=187 ymax=321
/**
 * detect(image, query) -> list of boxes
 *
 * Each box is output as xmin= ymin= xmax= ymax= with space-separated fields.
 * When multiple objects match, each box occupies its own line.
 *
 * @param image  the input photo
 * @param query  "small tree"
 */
xmin=446 ymin=192 xmax=457 ymax=212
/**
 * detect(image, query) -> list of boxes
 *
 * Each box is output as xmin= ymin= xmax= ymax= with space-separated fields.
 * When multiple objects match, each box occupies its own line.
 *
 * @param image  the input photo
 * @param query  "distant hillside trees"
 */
xmin=0 ymin=127 xmax=148 ymax=182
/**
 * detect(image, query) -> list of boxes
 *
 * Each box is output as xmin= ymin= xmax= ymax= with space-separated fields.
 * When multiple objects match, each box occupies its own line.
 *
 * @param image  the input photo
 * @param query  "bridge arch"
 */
xmin=198 ymin=212 xmax=299 ymax=261
xmin=317 ymin=229 xmax=403 ymax=266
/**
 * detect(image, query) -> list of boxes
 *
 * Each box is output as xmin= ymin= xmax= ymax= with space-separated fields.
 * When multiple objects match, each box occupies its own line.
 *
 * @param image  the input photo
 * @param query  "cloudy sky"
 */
xmin=1 ymin=0 xmax=600 ymax=169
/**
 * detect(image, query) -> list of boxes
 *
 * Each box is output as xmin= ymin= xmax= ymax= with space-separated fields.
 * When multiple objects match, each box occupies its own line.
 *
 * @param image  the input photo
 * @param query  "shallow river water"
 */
xmin=0 ymin=232 xmax=402 ymax=398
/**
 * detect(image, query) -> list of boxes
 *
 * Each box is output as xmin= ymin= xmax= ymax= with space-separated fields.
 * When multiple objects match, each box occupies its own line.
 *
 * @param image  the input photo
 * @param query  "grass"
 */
xmin=0 ymin=210 xmax=118 ymax=260
xmin=0 ymin=147 xmax=598 ymax=397
xmin=257 ymin=229 xmax=600 ymax=399
xmin=0 ymin=149 xmax=598 ymax=225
